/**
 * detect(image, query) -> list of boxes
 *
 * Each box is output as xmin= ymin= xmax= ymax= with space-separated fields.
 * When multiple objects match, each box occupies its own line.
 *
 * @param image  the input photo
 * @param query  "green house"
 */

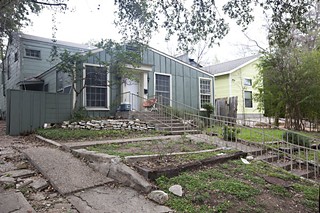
xmin=204 ymin=55 xmax=263 ymax=119
xmin=1 ymin=33 xmax=214 ymax=119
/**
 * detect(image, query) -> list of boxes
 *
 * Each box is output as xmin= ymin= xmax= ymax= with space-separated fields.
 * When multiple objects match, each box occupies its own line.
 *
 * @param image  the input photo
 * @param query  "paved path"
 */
xmin=68 ymin=186 xmax=172 ymax=213
xmin=0 ymin=190 xmax=35 ymax=213
xmin=24 ymin=147 xmax=113 ymax=195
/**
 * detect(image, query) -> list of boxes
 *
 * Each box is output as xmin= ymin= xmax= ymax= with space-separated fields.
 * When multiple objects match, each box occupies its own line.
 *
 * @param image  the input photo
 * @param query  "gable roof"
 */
xmin=203 ymin=54 xmax=260 ymax=76
xmin=18 ymin=32 xmax=94 ymax=51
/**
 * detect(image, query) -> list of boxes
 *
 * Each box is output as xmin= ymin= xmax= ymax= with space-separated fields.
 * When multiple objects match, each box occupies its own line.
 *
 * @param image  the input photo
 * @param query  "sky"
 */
xmin=23 ymin=0 xmax=268 ymax=65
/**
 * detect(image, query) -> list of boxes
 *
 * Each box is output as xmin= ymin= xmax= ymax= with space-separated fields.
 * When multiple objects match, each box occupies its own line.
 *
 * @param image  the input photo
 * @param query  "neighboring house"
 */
xmin=204 ymin=55 xmax=262 ymax=119
xmin=1 ymin=33 xmax=214 ymax=118
xmin=0 ymin=32 xmax=93 ymax=118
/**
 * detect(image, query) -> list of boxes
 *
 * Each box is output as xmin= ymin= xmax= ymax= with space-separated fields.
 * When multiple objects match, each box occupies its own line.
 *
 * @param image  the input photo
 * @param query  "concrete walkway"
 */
xmin=0 ymin=190 xmax=35 ymax=213
xmin=24 ymin=147 xmax=113 ymax=195
xmin=68 ymin=186 xmax=172 ymax=213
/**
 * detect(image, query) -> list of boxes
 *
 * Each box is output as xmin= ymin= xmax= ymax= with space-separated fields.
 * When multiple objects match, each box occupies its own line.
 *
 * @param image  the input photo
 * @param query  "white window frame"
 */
xmin=244 ymin=78 xmax=252 ymax=86
xmin=244 ymin=91 xmax=253 ymax=108
xmin=154 ymin=72 xmax=172 ymax=107
xmin=25 ymin=48 xmax=41 ymax=59
xmin=199 ymin=77 xmax=213 ymax=111
xmin=83 ymin=63 xmax=110 ymax=110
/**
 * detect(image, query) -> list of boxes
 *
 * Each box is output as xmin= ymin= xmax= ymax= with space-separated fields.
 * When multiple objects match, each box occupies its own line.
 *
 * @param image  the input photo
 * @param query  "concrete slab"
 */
xmin=24 ymin=147 xmax=113 ymax=195
xmin=0 ymin=190 xmax=35 ymax=213
xmin=67 ymin=186 xmax=172 ymax=213
xmin=4 ymin=169 xmax=35 ymax=178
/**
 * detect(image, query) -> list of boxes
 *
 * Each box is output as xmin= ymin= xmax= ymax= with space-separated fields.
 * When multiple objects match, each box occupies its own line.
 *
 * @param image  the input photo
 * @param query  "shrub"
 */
xmin=222 ymin=125 xmax=240 ymax=141
xmin=282 ymin=132 xmax=310 ymax=147
xmin=202 ymin=103 xmax=214 ymax=117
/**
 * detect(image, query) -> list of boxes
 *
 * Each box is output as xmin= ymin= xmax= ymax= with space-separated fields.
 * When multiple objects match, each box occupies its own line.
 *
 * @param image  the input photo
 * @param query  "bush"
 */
xmin=222 ymin=125 xmax=240 ymax=141
xmin=71 ymin=107 xmax=88 ymax=121
xmin=202 ymin=103 xmax=214 ymax=117
xmin=282 ymin=132 xmax=310 ymax=147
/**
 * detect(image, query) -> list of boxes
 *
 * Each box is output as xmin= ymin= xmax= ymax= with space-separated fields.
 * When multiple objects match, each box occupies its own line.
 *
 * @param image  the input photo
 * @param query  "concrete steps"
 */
xmin=134 ymin=111 xmax=201 ymax=135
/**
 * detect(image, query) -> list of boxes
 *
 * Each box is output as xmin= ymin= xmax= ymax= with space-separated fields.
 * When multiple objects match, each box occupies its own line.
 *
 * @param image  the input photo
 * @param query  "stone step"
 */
xmin=291 ymin=168 xmax=316 ymax=179
xmin=158 ymin=126 xmax=198 ymax=131
xmin=169 ymin=130 xmax=202 ymax=135
xmin=270 ymin=160 xmax=297 ymax=171
xmin=24 ymin=147 xmax=113 ymax=195
xmin=255 ymin=154 xmax=280 ymax=162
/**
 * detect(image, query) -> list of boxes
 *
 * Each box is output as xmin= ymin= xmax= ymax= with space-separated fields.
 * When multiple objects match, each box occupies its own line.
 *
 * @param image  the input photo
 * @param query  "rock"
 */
xmin=16 ymin=162 xmax=29 ymax=169
xmin=29 ymin=192 xmax=46 ymax=201
xmin=246 ymin=156 xmax=254 ymax=161
xmin=240 ymin=158 xmax=250 ymax=165
xmin=169 ymin=184 xmax=183 ymax=197
xmin=16 ymin=179 xmax=33 ymax=189
xmin=147 ymin=190 xmax=169 ymax=205
xmin=0 ymin=176 xmax=15 ymax=184
xmin=5 ymin=169 xmax=35 ymax=178
xmin=30 ymin=178 xmax=48 ymax=191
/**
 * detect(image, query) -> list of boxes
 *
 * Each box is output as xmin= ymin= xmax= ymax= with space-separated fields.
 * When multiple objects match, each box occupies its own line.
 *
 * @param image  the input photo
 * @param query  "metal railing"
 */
xmin=118 ymin=92 xmax=319 ymax=181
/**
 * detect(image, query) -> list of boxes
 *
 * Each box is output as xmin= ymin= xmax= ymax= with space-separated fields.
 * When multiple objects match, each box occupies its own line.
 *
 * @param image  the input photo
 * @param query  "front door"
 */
xmin=125 ymin=79 xmax=140 ymax=111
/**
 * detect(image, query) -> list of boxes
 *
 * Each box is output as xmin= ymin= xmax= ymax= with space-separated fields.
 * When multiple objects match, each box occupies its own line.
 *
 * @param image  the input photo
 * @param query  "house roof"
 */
xmin=149 ymin=47 xmax=214 ymax=77
xmin=203 ymin=54 xmax=260 ymax=76
xmin=18 ymin=32 xmax=94 ymax=50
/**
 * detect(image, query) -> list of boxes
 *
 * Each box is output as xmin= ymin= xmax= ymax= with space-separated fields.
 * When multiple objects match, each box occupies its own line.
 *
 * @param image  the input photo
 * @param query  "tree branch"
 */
xmin=31 ymin=0 xmax=67 ymax=8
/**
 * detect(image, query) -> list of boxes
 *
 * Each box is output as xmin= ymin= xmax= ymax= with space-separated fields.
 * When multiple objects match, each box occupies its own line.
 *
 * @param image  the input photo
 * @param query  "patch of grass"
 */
xmin=267 ymin=185 xmax=291 ymax=197
xmin=293 ymin=183 xmax=319 ymax=209
xmin=35 ymin=128 xmax=161 ymax=141
xmin=4 ymin=183 xmax=15 ymax=190
xmin=156 ymin=160 xmax=318 ymax=213
xmin=211 ymin=179 xmax=260 ymax=200
xmin=87 ymin=138 xmax=219 ymax=158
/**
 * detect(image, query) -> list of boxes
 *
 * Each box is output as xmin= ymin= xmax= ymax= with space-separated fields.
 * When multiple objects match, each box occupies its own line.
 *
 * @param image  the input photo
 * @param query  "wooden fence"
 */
xmin=6 ymin=90 xmax=72 ymax=135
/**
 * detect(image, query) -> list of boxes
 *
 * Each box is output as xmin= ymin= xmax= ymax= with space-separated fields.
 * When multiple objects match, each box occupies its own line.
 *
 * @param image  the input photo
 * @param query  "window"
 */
xmin=25 ymin=49 xmax=41 ymax=59
xmin=244 ymin=91 xmax=253 ymax=108
xmin=244 ymin=78 xmax=252 ymax=86
xmin=85 ymin=65 xmax=108 ymax=108
xmin=199 ymin=78 xmax=212 ymax=109
xmin=155 ymin=73 xmax=171 ymax=106
xmin=14 ymin=52 xmax=18 ymax=62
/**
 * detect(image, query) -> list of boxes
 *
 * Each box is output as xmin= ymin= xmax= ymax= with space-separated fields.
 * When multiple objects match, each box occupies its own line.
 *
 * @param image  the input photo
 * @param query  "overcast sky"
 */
xmin=23 ymin=0 xmax=268 ymax=65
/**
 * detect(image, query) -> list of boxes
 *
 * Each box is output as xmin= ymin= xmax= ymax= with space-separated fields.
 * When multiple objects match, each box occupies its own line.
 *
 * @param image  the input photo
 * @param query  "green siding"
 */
xmin=142 ymin=49 xmax=214 ymax=110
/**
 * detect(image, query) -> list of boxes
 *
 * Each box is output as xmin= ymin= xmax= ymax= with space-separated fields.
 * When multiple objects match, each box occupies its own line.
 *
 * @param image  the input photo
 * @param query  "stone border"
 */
xmin=35 ymin=135 xmax=62 ymax=148
xmin=134 ymin=151 xmax=246 ymax=181
xmin=124 ymin=148 xmax=224 ymax=163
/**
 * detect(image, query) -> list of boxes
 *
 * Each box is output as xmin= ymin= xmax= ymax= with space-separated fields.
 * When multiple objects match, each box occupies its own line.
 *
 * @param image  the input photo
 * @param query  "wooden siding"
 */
xmin=142 ymin=49 xmax=214 ymax=110
xmin=230 ymin=61 xmax=261 ymax=115
xmin=214 ymin=75 xmax=230 ymax=99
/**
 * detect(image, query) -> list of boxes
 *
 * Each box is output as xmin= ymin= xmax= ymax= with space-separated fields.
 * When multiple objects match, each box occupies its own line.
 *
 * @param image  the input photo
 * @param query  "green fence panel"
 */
xmin=6 ymin=90 xmax=72 ymax=136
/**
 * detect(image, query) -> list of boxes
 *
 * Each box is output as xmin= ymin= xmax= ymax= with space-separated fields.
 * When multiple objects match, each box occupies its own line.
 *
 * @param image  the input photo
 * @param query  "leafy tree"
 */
xmin=114 ymin=0 xmax=316 ymax=51
xmin=254 ymin=1 xmax=320 ymax=130
xmin=56 ymin=40 xmax=143 ymax=110
xmin=0 ymin=0 xmax=68 ymax=49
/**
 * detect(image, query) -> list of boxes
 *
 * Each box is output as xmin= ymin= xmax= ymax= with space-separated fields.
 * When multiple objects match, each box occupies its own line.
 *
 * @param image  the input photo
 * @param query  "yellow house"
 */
xmin=204 ymin=55 xmax=263 ymax=119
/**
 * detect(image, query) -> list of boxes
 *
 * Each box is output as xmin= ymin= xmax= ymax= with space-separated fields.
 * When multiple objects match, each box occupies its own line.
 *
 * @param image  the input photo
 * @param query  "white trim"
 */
xmin=243 ymin=77 xmax=252 ymax=86
xmin=125 ymin=64 xmax=153 ymax=72
xmin=199 ymin=77 xmax=213 ymax=111
xmin=229 ymin=73 xmax=232 ymax=97
xmin=149 ymin=47 xmax=214 ymax=77
xmin=214 ymin=57 xmax=260 ymax=77
xmin=154 ymin=72 xmax=172 ymax=106
xmin=83 ymin=63 xmax=110 ymax=110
